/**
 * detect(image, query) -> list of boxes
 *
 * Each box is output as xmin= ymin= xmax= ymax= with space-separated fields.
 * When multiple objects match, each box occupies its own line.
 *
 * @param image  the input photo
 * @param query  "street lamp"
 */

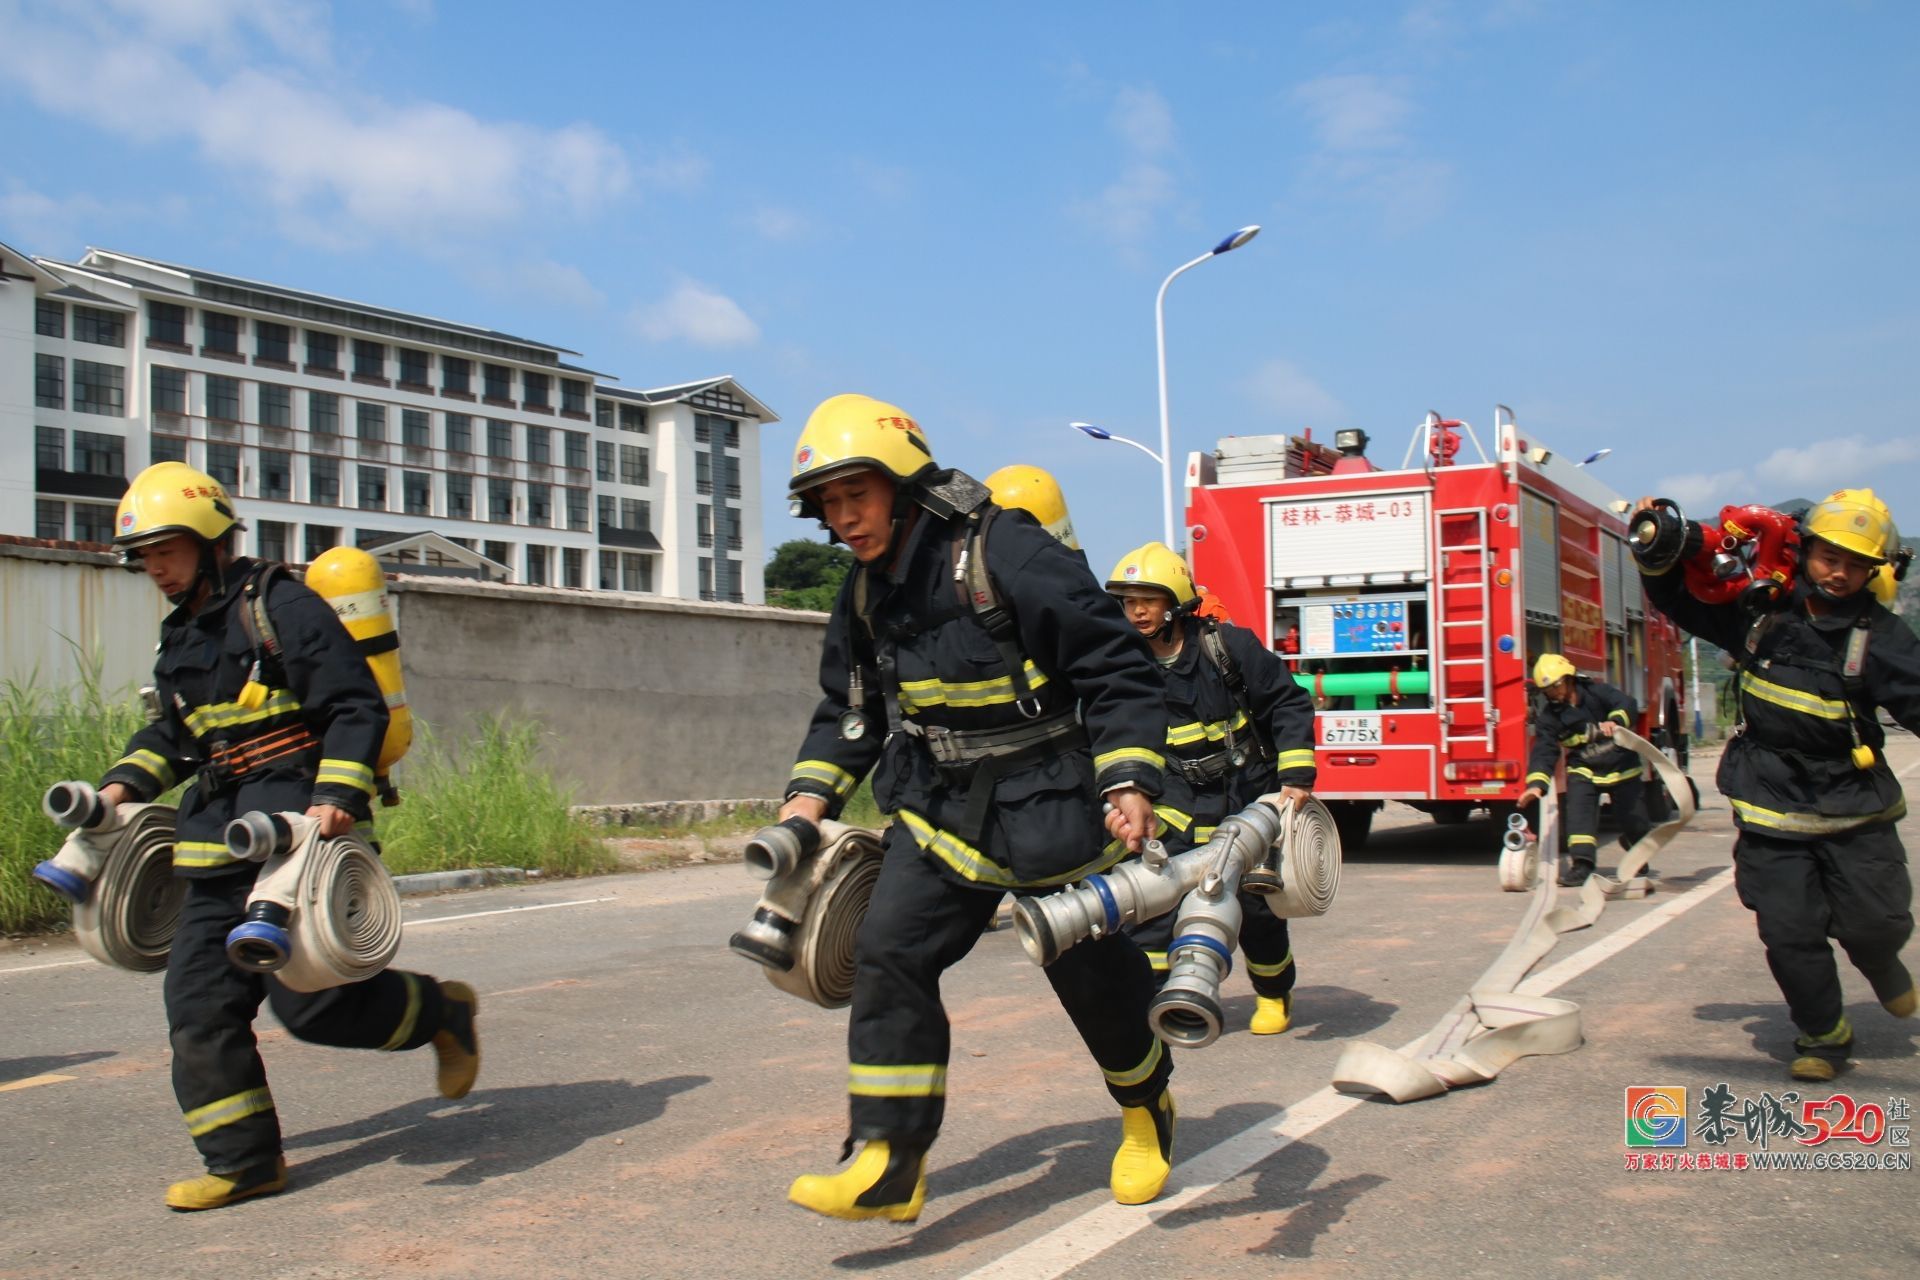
xmin=1068 ymin=421 xmax=1164 ymax=465
xmin=1574 ymin=448 xmax=1613 ymax=468
xmin=1155 ymin=225 xmax=1260 ymax=548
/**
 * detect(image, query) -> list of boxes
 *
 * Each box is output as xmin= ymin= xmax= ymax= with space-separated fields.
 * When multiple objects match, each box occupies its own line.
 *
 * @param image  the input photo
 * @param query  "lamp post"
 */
xmin=1068 ymin=421 xmax=1164 ymax=466
xmin=1155 ymin=225 xmax=1260 ymax=549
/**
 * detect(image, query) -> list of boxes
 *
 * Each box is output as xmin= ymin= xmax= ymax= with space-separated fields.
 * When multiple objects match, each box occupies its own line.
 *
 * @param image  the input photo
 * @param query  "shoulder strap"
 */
xmin=951 ymin=507 xmax=1042 ymax=718
xmin=238 ymin=562 xmax=289 ymax=661
xmin=1200 ymin=622 xmax=1273 ymax=759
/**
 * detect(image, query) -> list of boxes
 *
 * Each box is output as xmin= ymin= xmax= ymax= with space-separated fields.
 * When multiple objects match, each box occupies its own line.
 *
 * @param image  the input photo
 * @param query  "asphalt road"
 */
xmin=4 ymin=739 xmax=1917 ymax=1280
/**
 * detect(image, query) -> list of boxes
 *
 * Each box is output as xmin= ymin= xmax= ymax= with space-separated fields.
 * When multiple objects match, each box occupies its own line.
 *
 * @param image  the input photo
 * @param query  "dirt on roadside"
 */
xmin=604 ymin=831 xmax=751 ymax=874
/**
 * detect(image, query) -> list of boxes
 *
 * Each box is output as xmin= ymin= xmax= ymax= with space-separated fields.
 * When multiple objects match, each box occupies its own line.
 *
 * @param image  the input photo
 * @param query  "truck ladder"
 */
xmin=1434 ymin=506 xmax=1496 ymax=750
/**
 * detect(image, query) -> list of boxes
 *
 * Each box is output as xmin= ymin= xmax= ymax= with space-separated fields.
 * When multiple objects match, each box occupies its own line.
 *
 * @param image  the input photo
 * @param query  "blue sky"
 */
xmin=4 ymin=0 xmax=1916 ymax=579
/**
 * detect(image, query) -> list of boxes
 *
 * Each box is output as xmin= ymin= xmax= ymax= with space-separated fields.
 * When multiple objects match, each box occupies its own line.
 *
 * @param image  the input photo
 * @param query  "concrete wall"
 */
xmin=0 ymin=543 xmax=828 ymax=804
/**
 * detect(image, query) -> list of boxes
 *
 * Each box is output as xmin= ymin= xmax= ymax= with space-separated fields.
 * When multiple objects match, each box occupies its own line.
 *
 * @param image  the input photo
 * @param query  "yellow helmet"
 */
xmin=1106 ymin=542 xmax=1197 ymax=608
xmin=1533 ymin=653 xmax=1577 ymax=687
xmin=788 ymin=393 xmax=936 ymax=512
xmin=1803 ymin=488 xmax=1895 ymax=563
xmin=986 ymin=464 xmax=1080 ymax=549
xmin=114 ymin=461 xmax=242 ymax=552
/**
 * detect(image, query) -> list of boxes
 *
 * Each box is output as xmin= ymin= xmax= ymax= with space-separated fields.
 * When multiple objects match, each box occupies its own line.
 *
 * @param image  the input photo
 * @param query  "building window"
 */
xmin=151 ymin=366 xmax=187 ymax=414
xmin=595 ymin=399 xmax=613 ymax=429
xmin=624 ymin=553 xmax=653 ymax=593
xmin=566 ymin=487 xmax=588 ymax=531
xmin=523 ymin=371 xmax=550 ymax=409
xmin=447 ymin=472 xmax=473 ymax=518
xmin=484 ymin=539 xmax=511 ymax=569
xmin=73 ymin=361 xmax=126 ymax=416
xmin=74 ymin=431 xmax=125 ymax=477
xmin=358 ymin=465 xmax=388 ymax=511
xmin=305 ymin=524 xmax=339 ymax=561
xmin=596 ymin=440 xmax=615 ymax=481
xmin=404 ymin=471 xmax=432 ymax=516
xmin=151 ymin=435 xmax=188 ymax=464
xmin=718 ymin=557 xmax=744 ymax=603
xmin=310 ymin=456 xmax=341 ymax=506
xmin=257 ymin=520 xmax=289 ymax=563
xmin=35 ymin=354 xmax=64 ymax=409
xmin=698 ymin=556 xmax=714 ymax=601
xmin=487 ymin=419 xmax=513 ymax=458
xmin=149 ymin=301 xmax=189 ymax=345
xmin=446 ymin=413 xmax=472 ymax=454
xmin=487 ymin=479 xmax=513 ymax=523
xmin=72 ymin=503 xmax=116 ymax=545
xmin=598 ymin=549 xmax=617 ymax=590
xmin=620 ymin=404 xmax=645 ymax=433
xmin=597 ymin=494 xmax=616 ymax=532
xmin=203 ymin=374 xmax=240 ymax=422
xmin=695 ymin=415 xmax=712 ymax=444
xmin=353 ymin=339 xmax=385 ymax=379
xmin=620 ymin=444 xmax=649 ymax=486
xmin=402 ymin=409 xmax=430 ymax=447
xmin=722 ymin=506 xmax=743 ymax=551
xmin=719 ymin=452 xmax=741 ymax=498
xmin=357 ymin=402 xmax=386 ymax=441
xmin=398 ymin=348 xmax=430 ymax=388
xmin=36 ymin=427 xmax=65 ymax=470
xmin=695 ymin=451 xmax=712 ymax=495
xmin=203 ymin=311 xmax=241 ymax=355
xmin=206 ymin=443 xmax=240 ymax=489
xmin=697 ymin=503 xmax=713 ymax=549
xmin=260 ymin=384 xmax=291 ymax=429
xmin=561 ymin=379 xmax=587 ymax=415
xmin=621 ymin=497 xmax=650 ymax=532
xmin=483 ymin=363 xmax=512 ymax=401
xmin=262 ymin=449 xmax=292 ymax=500
xmin=307 ymin=330 xmax=339 ymax=371
xmin=563 ymin=547 xmax=584 ymax=588
xmin=310 ymin=391 xmax=340 ymax=435
xmin=73 ymin=306 xmax=126 ymax=347
xmin=36 ymin=299 xmax=65 ymax=338
xmin=36 ymin=499 xmax=65 ymax=540
xmin=526 ymin=544 xmax=550 ymax=586
xmin=527 ymin=483 xmax=552 ymax=527
xmin=443 ymin=356 xmax=472 ymax=394
xmin=527 ymin=426 xmax=551 ymax=465
xmin=564 ymin=430 xmax=588 ymax=471
xmin=256 ymin=322 xmax=291 ymax=364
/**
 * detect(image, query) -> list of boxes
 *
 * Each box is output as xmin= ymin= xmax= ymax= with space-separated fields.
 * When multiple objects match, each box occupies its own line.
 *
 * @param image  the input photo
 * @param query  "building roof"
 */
xmin=595 ymin=375 xmax=780 ymax=423
xmin=359 ymin=531 xmax=512 ymax=580
xmin=0 ymin=238 xmax=67 ymax=288
xmin=45 ymin=283 xmax=133 ymax=309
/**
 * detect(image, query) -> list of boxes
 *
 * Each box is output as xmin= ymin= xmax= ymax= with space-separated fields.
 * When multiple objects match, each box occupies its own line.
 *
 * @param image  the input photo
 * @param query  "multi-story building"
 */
xmin=0 ymin=239 xmax=773 ymax=602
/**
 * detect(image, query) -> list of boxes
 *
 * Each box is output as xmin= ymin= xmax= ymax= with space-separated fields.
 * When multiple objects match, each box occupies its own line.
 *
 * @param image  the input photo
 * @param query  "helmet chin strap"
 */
xmin=168 ymin=540 xmax=229 ymax=608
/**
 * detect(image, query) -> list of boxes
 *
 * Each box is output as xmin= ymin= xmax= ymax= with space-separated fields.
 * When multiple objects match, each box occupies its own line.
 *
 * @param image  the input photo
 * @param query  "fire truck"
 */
xmin=1183 ymin=407 xmax=1689 ymax=849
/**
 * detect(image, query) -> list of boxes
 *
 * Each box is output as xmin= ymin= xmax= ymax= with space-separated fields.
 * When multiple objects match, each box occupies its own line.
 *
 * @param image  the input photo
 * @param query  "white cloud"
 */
xmin=466 ymin=256 xmax=605 ymax=312
xmin=1243 ymin=358 xmax=1346 ymax=425
xmin=631 ymin=279 xmax=760 ymax=348
xmin=1073 ymin=84 xmax=1179 ymax=249
xmin=1659 ymin=435 xmax=1920 ymax=511
xmin=0 ymin=182 xmax=187 ymax=248
xmin=1290 ymin=73 xmax=1453 ymax=231
xmin=1110 ymin=86 xmax=1176 ymax=156
xmin=1294 ymin=74 xmax=1410 ymax=151
xmin=748 ymin=206 xmax=809 ymax=242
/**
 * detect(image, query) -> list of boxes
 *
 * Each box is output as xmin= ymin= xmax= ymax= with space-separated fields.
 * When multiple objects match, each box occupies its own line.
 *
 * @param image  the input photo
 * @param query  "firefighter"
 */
xmin=1633 ymin=488 xmax=1920 ymax=1082
xmin=1519 ymin=655 xmax=1653 ymax=887
xmin=93 ymin=462 xmax=480 ymax=1210
xmin=984 ymin=464 xmax=1081 ymax=553
xmin=1106 ymin=542 xmax=1317 ymax=1035
xmin=777 ymin=394 xmax=1175 ymax=1221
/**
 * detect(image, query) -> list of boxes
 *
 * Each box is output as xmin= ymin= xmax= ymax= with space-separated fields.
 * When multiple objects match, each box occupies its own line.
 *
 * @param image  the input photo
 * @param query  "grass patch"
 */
xmin=378 ymin=715 xmax=615 ymax=879
xmin=602 ymin=778 xmax=886 ymax=842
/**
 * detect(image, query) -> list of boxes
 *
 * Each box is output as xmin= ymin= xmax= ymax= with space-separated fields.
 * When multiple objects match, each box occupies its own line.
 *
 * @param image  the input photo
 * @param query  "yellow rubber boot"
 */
xmin=166 ymin=1157 xmax=287 ymax=1211
xmin=1250 ymin=993 xmax=1293 ymax=1036
xmin=1877 ymin=961 xmax=1916 ymax=1018
xmin=788 ymin=1141 xmax=928 ymax=1222
xmin=1885 ymin=985 xmax=1918 ymax=1019
xmin=433 ymin=981 xmax=481 ymax=1100
xmin=1111 ymin=1089 xmax=1176 ymax=1205
xmin=1790 ymin=1014 xmax=1853 ymax=1083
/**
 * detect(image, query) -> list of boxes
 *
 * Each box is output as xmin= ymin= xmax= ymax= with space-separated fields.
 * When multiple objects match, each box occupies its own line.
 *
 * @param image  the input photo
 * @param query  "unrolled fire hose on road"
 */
xmin=222 ymin=811 xmax=403 ymax=992
xmin=728 ymin=817 xmax=887 ymax=1008
xmin=1014 ymin=796 xmax=1342 ymax=1048
xmin=1330 ymin=727 xmax=1696 ymax=1102
xmin=34 ymin=781 xmax=184 ymax=972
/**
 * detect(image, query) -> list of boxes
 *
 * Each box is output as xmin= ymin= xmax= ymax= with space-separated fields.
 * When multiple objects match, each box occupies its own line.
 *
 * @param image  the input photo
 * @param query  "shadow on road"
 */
xmin=830 ymin=1102 xmax=1279 ymax=1270
xmin=1342 ymin=817 xmax=1502 ymax=867
xmin=1218 ymin=985 xmax=1399 ymax=1043
xmin=283 ymin=1074 xmax=709 ymax=1189
xmin=1156 ymin=1139 xmax=1387 ymax=1258
xmin=1689 ymin=999 xmax=1920 ymax=1063
xmin=0 ymin=1050 xmax=115 ymax=1083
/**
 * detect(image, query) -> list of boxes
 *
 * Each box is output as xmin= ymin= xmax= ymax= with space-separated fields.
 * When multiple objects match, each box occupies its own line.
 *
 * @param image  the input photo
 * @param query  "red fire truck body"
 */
xmin=1183 ymin=411 xmax=1688 ymax=845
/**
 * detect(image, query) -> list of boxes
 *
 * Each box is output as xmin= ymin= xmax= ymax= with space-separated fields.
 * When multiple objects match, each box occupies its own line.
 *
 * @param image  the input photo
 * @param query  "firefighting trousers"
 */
xmin=164 ymin=871 xmax=448 ymax=1174
xmin=1563 ymin=773 xmax=1651 ymax=868
xmin=1732 ymin=824 xmax=1914 ymax=1039
xmin=1127 ymin=893 xmax=1296 ymax=999
xmin=846 ymin=826 xmax=1173 ymax=1146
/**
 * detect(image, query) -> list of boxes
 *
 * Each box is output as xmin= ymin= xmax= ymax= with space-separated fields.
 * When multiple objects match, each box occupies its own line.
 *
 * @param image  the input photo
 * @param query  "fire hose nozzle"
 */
xmin=743 ymin=817 xmax=822 ymax=882
xmin=1627 ymin=499 xmax=1693 ymax=573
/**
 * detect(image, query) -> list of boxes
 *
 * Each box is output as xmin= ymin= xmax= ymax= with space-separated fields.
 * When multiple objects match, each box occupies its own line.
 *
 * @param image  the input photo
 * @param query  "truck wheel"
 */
xmin=1331 ymin=802 xmax=1374 ymax=850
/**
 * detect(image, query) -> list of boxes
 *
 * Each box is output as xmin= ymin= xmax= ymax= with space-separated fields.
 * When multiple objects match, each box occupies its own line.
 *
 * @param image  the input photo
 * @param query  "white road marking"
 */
xmin=405 ymin=897 xmax=616 ymax=927
xmin=960 ymin=869 xmax=1739 ymax=1280
xmin=0 ymin=958 xmax=93 ymax=977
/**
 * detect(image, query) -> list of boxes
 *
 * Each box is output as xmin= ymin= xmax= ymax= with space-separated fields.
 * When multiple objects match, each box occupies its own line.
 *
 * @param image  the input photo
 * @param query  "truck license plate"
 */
xmin=1321 ymin=715 xmax=1382 ymax=745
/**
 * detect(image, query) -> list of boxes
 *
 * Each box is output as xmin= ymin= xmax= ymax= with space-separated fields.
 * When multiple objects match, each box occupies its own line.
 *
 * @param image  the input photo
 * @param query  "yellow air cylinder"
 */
xmin=305 ymin=548 xmax=413 ymax=802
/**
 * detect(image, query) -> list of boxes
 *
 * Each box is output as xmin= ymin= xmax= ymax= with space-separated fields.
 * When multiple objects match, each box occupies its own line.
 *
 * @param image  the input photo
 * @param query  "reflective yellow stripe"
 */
xmin=1731 ymin=796 xmax=1908 ymax=835
xmin=1194 ymin=826 xmax=1218 ymax=843
xmin=1247 ymin=950 xmax=1295 ymax=978
xmin=1276 ymin=748 xmax=1316 ymax=772
xmin=1103 ymin=1038 xmax=1165 ymax=1089
xmin=1526 ymin=772 xmax=1553 ymax=787
xmin=790 ymin=758 xmax=856 ymax=798
xmin=897 ymin=663 xmax=1051 ymax=711
xmin=174 ymin=839 xmax=238 ymax=869
xmin=1608 ymin=709 xmax=1632 ymax=725
xmin=183 ymin=1087 xmax=274 ymax=1137
xmin=1143 ymin=949 xmax=1168 ymax=972
xmin=380 ymin=973 xmax=422 ymax=1051
xmin=1157 ymin=807 xmax=1193 ymax=833
xmin=1739 ymin=670 xmax=1850 ymax=721
xmin=182 ymin=690 xmax=302 ymax=737
xmin=1564 ymin=732 xmax=1589 ymax=746
xmin=1095 ymin=747 xmax=1165 ymax=774
xmin=1165 ymin=711 xmax=1250 ymax=747
xmin=316 ymin=758 xmax=377 ymax=796
xmin=116 ymin=749 xmax=176 ymax=789
xmin=849 ymin=1063 xmax=947 ymax=1098
xmin=1568 ymin=834 xmax=1598 ymax=847
xmin=896 ymin=808 xmax=1128 ymax=889
xmin=1570 ymin=766 xmax=1642 ymax=786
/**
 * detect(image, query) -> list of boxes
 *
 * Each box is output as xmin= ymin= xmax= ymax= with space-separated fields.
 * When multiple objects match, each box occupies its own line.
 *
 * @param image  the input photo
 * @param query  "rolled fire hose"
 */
xmin=1330 ymin=727 xmax=1696 ymax=1102
xmin=728 ymin=818 xmax=886 ymax=1009
xmin=223 ymin=811 xmax=403 ymax=993
xmin=35 ymin=782 xmax=184 ymax=972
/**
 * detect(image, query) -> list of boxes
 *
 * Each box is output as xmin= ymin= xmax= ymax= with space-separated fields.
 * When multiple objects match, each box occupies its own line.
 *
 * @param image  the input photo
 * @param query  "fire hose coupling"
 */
xmin=743 ymin=816 xmax=824 ymax=882
xmin=35 ymin=798 xmax=183 ymax=971
xmin=1502 ymin=810 xmax=1533 ymax=853
xmin=32 ymin=781 xmax=129 ymax=902
xmin=1626 ymin=499 xmax=1695 ymax=573
xmin=223 ymin=811 xmax=320 ymax=972
xmin=728 ymin=819 xmax=886 ymax=1009
xmin=219 ymin=811 xmax=403 ymax=991
xmin=1150 ymin=895 xmax=1246 ymax=1049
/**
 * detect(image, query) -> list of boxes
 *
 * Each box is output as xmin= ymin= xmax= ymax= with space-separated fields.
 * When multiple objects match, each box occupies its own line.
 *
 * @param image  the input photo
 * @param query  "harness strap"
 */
xmin=1199 ymin=622 xmax=1273 ymax=762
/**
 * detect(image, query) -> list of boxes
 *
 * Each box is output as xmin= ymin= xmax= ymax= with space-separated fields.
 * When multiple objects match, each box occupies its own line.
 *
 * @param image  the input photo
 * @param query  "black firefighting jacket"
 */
xmin=1525 ymin=677 xmax=1640 ymax=790
xmin=100 ymin=558 xmax=388 ymax=876
xmin=1156 ymin=617 xmax=1317 ymax=848
xmin=785 ymin=488 xmax=1168 ymax=890
xmin=1643 ymin=568 xmax=1920 ymax=838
